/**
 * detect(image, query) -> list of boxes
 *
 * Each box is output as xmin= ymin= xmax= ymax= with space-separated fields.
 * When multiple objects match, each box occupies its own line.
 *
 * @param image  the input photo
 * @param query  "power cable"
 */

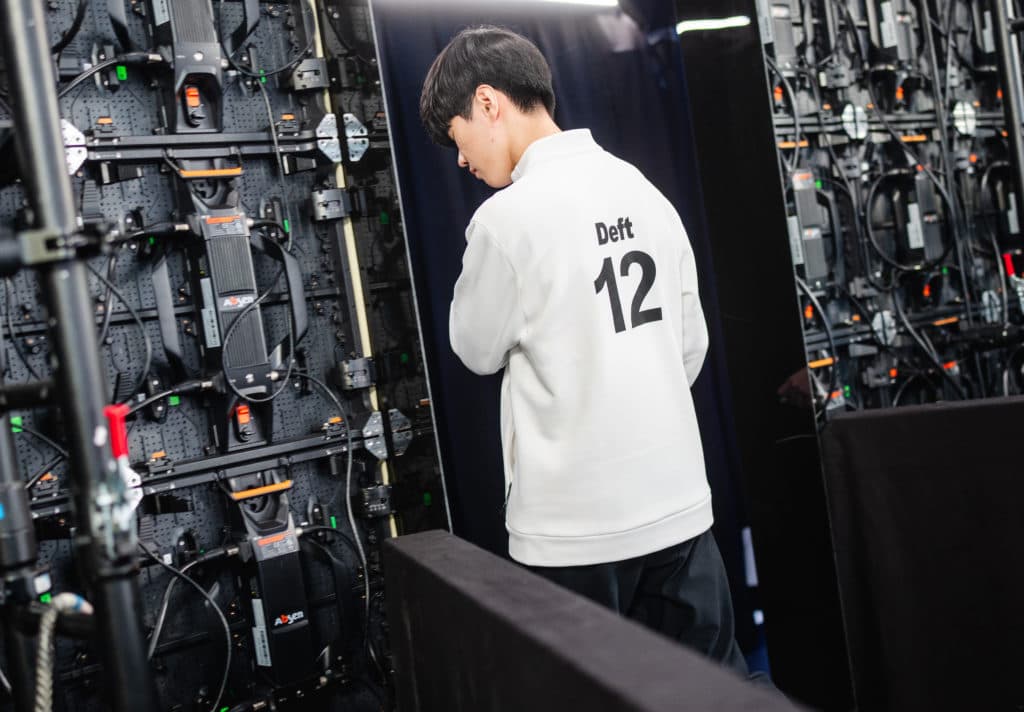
xmin=140 ymin=544 xmax=232 ymax=712
xmin=86 ymin=263 xmax=153 ymax=402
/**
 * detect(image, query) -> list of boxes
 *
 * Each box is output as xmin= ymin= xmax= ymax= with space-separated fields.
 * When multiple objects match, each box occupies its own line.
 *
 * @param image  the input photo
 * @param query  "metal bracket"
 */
xmin=361 ymin=409 xmax=412 ymax=460
xmin=316 ymin=113 xmax=342 ymax=164
xmin=62 ymin=119 xmax=88 ymax=175
xmin=311 ymin=188 xmax=351 ymax=222
xmin=288 ymin=57 xmax=330 ymax=91
xmin=339 ymin=357 xmax=375 ymax=389
xmin=342 ymin=113 xmax=369 ymax=162
xmin=360 ymin=484 xmax=392 ymax=518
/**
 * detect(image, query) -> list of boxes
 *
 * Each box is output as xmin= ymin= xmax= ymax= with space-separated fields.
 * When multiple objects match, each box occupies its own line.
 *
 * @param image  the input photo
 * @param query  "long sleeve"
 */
xmin=679 ymin=225 xmax=709 ymax=386
xmin=449 ymin=220 xmax=526 ymax=376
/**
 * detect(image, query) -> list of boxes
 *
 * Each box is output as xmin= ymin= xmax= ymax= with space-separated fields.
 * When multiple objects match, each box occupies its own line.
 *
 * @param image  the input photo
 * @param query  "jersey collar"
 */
xmin=511 ymin=129 xmax=600 ymax=182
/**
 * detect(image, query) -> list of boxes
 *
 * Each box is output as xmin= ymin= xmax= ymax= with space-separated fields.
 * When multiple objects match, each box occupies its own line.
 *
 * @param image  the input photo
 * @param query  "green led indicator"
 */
xmin=379 ymin=211 xmax=390 ymax=225
xmin=168 ymin=395 xmax=180 ymax=406
xmin=10 ymin=416 xmax=22 ymax=433
xmin=40 ymin=592 xmax=51 ymax=604
xmin=220 ymin=707 xmax=229 ymax=712
xmin=148 ymin=236 xmax=156 ymax=246
xmin=942 ymin=266 xmax=949 ymax=275
xmin=423 ymin=492 xmax=432 ymax=507
xmin=116 ymin=65 xmax=127 ymax=81
xmin=283 ymin=219 xmax=291 ymax=233
xmin=843 ymin=385 xmax=851 ymax=395
xmin=330 ymin=515 xmax=338 ymax=529
xmin=400 ymin=352 xmax=409 ymax=365
xmin=260 ymin=70 xmax=267 ymax=84
xmin=815 ymin=179 xmax=823 ymax=189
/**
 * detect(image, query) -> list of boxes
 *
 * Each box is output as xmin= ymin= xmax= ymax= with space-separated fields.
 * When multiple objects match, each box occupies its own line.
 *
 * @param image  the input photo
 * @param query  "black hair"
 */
xmin=419 ymin=26 xmax=556 ymax=147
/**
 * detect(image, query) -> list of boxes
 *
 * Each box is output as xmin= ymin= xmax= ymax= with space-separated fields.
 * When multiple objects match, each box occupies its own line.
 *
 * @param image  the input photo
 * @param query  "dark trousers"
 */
xmin=527 ymin=530 xmax=749 ymax=677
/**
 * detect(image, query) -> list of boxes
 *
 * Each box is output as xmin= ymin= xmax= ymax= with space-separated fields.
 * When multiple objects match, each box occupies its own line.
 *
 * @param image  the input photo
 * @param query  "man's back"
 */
xmin=450 ymin=129 xmax=711 ymax=566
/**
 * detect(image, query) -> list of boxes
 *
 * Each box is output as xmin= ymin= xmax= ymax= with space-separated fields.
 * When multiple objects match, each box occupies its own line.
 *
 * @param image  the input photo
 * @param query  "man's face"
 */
xmin=448 ymin=99 xmax=513 ymax=189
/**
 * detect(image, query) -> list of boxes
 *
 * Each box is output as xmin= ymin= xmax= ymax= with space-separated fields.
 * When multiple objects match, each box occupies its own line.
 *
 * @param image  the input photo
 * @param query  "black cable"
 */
xmin=16 ymin=425 xmax=69 ymax=458
xmin=24 ymin=454 xmax=66 ymax=491
xmin=139 ymin=544 xmax=231 ymax=712
xmin=893 ymin=373 xmax=923 ymax=405
xmin=864 ymin=171 xmax=918 ymax=271
xmin=96 ymin=255 xmax=118 ymax=346
xmin=928 ymin=13 xmax=982 ymax=75
xmin=216 ymin=0 xmax=315 ymax=79
xmin=213 ymin=0 xmax=297 ymax=246
xmin=146 ymin=546 xmax=234 ymax=658
xmin=254 ymin=79 xmax=292 ymax=249
xmin=86 ymin=263 xmax=152 ymax=401
xmin=977 ymin=161 xmax=1012 ymax=324
xmin=51 ymin=0 xmax=88 ymax=56
xmin=319 ymin=0 xmax=375 ymax=66
xmin=57 ymin=52 xmax=163 ymax=99
xmin=220 ymin=222 xmax=304 ymax=405
xmin=300 ymin=536 xmax=359 ymax=647
xmin=292 ymin=372 xmax=367 ymax=616
xmin=219 ymin=268 xmax=294 ymax=404
xmin=831 ymin=0 xmax=868 ymax=66
xmin=796 ymin=277 xmax=840 ymax=406
xmin=942 ymin=0 xmax=957 ymax=113
xmin=766 ymin=55 xmax=804 ymax=172
xmin=917 ymin=0 xmax=977 ymax=326
xmin=839 ymin=5 xmax=966 ymax=297
xmin=126 ymin=378 xmax=211 ymax=415
xmin=256 ymin=80 xmax=286 ymax=186
xmin=302 ymin=534 xmax=387 ymax=685
xmin=798 ymin=65 xmax=893 ymax=293
xmin=298 ymin=524 xmax=361 ymax=562
xmin=123 ymin=222 xmax=189 ymax=242
xmin=249 ymin=220 xmax=288 ymax=238
xmin=891 ymin=280 xmax=968 ymax=399
xmin=864 ymin=170 xmax=954 ymax=272
xmin=4 ymin=278 xmax=42 ymax=381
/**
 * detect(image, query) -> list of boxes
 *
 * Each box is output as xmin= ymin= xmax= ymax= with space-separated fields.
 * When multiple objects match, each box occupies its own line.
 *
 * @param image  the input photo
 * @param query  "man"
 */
xmin=420 ymin=25 xmax=747 ymax=675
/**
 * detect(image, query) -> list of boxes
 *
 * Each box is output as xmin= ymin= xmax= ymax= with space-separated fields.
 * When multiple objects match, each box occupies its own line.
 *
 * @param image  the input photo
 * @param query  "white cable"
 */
xmin=35 ymin=593 xmax=93 ymax=712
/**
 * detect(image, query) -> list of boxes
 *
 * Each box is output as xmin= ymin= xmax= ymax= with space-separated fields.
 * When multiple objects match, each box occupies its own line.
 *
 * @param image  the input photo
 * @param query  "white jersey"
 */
xmin=450 ymin=129 xmax=711 ymax=566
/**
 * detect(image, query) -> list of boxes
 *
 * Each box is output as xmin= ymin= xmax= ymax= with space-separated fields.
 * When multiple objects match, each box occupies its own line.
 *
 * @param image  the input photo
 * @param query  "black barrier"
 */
xmin=820 ymin=397 xmax=1024 ymax=711
xmin=384 ymin=530 xmax=798 ymax=711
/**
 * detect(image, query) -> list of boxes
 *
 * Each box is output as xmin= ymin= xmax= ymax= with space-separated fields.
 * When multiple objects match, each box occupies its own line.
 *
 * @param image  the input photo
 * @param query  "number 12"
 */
xmin=594 ymin=250 xmax=663 ymax=333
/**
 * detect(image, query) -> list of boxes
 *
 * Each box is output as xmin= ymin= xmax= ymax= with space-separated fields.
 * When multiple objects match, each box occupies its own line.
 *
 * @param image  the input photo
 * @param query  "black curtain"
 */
xmin=372 ymin=0 xmax=757 ymax=649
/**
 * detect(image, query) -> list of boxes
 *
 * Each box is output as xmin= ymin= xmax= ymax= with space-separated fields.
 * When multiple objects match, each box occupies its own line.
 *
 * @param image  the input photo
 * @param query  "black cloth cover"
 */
xmin=820 ymin=397 xmax=1024 ymax=711
xmin=383 ymin=530 xmax=798 ymax=711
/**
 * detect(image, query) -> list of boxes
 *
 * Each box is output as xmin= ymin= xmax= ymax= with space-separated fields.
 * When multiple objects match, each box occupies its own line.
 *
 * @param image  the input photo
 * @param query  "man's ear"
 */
xmin=474 ymin=84 xmax=502 ymax=123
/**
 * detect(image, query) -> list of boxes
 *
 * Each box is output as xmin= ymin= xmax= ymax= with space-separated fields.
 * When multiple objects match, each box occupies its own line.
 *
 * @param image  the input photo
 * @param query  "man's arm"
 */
xmin=679 ymin=224 xmax=709 ymax=385
xmin=449 ymin=221 xmax=526 ymax=375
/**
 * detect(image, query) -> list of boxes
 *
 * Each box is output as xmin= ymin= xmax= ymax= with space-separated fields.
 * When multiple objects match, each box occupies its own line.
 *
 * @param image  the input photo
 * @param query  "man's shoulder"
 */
xmin=469 ymin=180 xmax=532 ymax=230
